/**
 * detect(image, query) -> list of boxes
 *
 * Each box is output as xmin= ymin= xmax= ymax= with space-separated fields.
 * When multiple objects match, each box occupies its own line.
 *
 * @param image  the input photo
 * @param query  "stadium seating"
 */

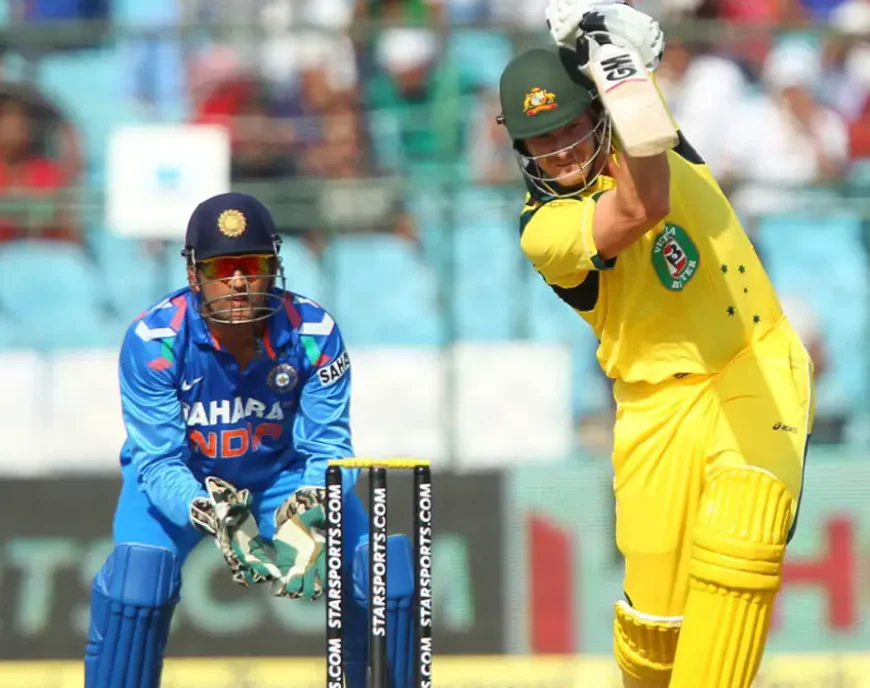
xmin=6 ymin=19 xmax=865 ymax=430
xmin=447 ymin=187 xmax=522 ymax=340
xmin=0 ymin=241 xmax=125 ymax=350
xmin=755 ymin=210 xmax=870 ymax=416
xmin=446 ymin=30 xmax=513 ymax=91
xmin=112 ymin=0 xmax=187 ymax=120
xmin=525 ymin=272 xmax=612 ymax=418
xmin=323 ymin=234 xmax=445 ymax=346
xmin=38 ymin=47 xmax=139 ymax=187
xmin=0 ymin=313 xmax=17 ymax=348
xmin=280 ymin=237 xmax=326 ymax=305
xmin=1 ymin=196 xmax=864 ymax=426
xmin=93 ymin=230 xmax=168 ymax=321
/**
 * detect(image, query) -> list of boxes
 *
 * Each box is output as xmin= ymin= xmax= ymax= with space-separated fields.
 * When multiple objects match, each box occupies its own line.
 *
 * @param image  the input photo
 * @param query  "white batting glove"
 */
xmin=546 ymin=0 xmax=624 ymax=43
xmin=546 ymin=0 xmax=665 ymax=71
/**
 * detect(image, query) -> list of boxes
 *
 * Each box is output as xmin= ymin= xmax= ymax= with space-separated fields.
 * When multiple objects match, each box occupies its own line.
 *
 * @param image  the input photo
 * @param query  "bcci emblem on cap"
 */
xmin=217 ymin=209 xmax=247 ymax=238
xmin=268 ymin=363 xmax=298 ymax=394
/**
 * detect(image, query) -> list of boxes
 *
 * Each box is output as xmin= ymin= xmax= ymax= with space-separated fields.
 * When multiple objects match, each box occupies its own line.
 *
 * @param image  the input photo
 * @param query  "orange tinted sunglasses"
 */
xmin=198 ymin=254 xmax=273 ymax=280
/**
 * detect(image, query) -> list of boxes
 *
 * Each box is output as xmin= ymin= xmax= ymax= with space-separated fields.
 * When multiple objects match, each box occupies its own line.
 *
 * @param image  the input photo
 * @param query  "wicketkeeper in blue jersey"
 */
xmin=84 ymin=192 xmax=416 ymax=688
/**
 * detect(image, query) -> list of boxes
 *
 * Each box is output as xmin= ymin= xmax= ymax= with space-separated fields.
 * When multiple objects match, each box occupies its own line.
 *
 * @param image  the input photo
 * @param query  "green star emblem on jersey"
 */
xmin=651 ymin=224 xmax=699 ymax=291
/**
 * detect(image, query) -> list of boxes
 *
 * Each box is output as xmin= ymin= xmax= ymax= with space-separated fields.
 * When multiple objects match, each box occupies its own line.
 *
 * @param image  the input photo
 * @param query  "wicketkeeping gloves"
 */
xmin=270 ymin=487 xmax=329 ymax=601
xmin=190 ymin=479 xmax=330 ymax=601
xmin=189 ymin=476 xmax=279 ymax=586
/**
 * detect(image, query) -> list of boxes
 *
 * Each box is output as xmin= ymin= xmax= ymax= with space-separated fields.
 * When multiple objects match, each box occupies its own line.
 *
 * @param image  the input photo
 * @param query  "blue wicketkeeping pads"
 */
xmin=351 ymin=534 xmax=416 ymax=688
xmin=85 ymin=544 xmax=181 ymax=688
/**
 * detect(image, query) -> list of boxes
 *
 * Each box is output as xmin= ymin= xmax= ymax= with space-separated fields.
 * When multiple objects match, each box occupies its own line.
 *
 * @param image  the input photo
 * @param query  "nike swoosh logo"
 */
xmin=181 ymin=376 xmax=204 ymax=391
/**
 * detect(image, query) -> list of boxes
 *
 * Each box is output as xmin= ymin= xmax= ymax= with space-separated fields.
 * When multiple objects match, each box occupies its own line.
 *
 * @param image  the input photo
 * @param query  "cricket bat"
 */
xmin=585 ymin=39 xmax=678 ymax=157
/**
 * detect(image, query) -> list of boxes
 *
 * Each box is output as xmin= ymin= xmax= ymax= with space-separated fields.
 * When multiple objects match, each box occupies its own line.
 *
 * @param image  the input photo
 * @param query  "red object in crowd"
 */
xmin=0 ymin=156 xmax=71 ymax=242
xmin=193 ymin=78 xmax=257 ymax=147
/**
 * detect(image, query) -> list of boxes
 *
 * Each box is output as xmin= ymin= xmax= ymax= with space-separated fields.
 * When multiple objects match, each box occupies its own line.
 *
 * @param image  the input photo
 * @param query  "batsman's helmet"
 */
xmin=181 ymin=192 xmax=286 ymax=324
xmin=497 ymin=47 xmax=611 ymax=197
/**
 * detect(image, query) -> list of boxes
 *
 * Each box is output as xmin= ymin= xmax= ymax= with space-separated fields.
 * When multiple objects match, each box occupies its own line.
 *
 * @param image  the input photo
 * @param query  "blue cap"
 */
xmin=184 ymin=192 xmax=278 ymax=261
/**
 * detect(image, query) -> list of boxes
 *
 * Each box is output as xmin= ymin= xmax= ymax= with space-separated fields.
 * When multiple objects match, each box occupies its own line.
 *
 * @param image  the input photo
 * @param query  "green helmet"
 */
xmin=497 ymin=47 xmax=611 ymax=197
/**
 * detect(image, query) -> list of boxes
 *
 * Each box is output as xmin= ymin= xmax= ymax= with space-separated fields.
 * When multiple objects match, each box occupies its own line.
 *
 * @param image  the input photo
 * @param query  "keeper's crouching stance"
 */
xmin=85 ymin=192 xmax=416 ymax=688
xmin=498 ymin=3 xmax=814 ymax=685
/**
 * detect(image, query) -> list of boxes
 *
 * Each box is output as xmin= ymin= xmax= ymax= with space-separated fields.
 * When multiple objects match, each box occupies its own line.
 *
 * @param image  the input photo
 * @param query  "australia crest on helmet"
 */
xmin=524 ymin=86 xmax=558 ymax=116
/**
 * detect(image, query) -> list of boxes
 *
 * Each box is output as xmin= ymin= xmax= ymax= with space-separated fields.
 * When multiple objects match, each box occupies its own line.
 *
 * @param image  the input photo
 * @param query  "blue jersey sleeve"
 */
xmin=119 ymin=322 xmax=208 ymax=527
xmin=295 ymin=317 xmax=359 ymax=494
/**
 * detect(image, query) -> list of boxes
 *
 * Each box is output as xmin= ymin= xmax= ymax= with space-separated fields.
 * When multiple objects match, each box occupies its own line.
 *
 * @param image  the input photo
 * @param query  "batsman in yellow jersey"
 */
xmin=497 ymin=4 xmax=814 ymax=688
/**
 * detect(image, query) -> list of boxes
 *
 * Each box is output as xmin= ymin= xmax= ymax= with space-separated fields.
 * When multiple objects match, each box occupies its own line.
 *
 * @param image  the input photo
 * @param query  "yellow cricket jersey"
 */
xmin=520 ymin=136 xmax=786 ymax=385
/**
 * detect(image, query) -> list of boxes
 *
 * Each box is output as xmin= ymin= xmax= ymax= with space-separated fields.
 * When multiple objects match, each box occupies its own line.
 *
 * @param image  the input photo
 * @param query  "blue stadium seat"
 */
xmin=0 ymin=241 xmax=125 ymax=350
xmin=755 ymin=211 xmax=869 ymax=415
xmin=165 ymin=241 xmax=192 ymax=291
xmin=92 ymin=231 xmax=168 ymax=321
xmin=525 ymin=270 xmax=612 ymax=418
xmin=408 ymin=185 xmax=450 ymax=275
xmin=524 ymin=265 xmax=571 ymax=342
xmin=37 ymin=47 xmax=139 ymax=186
xmin=324 ymin=235 xmax=444 ymax=346
xmin=280 ymin=237 xmax=325 ymax=304
xmin=445 ymin=31 xmax=514 ymax=91
xmin=847 ymin=160 xmax=870 ymax=190
xmin=113 ymin=0 xmax=188 ymax=122
xmin=0 ymin=313 xmax=19 ymax=349
xmin=448 ymin=187 xmax=523 ymax=340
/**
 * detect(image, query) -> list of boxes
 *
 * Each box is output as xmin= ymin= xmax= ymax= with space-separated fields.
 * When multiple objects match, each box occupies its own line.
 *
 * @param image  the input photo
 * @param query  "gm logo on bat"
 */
xmin=601 ymin=53 xmax=638 ymax=82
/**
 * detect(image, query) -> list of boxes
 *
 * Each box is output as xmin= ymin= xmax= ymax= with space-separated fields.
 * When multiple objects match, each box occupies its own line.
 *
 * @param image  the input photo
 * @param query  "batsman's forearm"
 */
xmin=592 ymin=150 xmax=670 ymax=259
xmin=614 ymin=150 xmax=670 ymax=221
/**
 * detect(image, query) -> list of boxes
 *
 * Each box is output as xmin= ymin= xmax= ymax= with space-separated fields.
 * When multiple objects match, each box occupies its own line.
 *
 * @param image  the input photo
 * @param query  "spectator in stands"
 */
xmin=800 ymin=0 xmax=851 ymax=18
xmin=655 ymin=37 xmax=749 ymax=184
xmin=0 ymin=86 xmax=78 ymax=243
xmin=352 ymin=0 xmax=444 ymax=88
xmin=819 ymin=1 xmax=870 ymax=125
xmin=364 ymin=27 xmax=472 ymax=174
xmin=353 ymin=0 xmax=443 ymax=34
xmin=190 ymin=63 xmax=305 ymax=184
xmin=230 ymin=90 xmax=298 ymax=182
xmin=823 ymin=0 xmax=870 ymax=158
xmin=718 ymin=0 xmax=805 ymax=21
xmin=489 ymin=0 xmax=546 ymax=33
xmin=310 ymin=110 xmax=368 ymax=179
xmin=719 ymin=40 xmax=848 ymax=217
xmin=191 ymin=53 xmax=257 ymax=132
xmin=257 ymin=0 xmax=358 ymax=109
xmin=274 ymin=48 xmax=371 ymax=180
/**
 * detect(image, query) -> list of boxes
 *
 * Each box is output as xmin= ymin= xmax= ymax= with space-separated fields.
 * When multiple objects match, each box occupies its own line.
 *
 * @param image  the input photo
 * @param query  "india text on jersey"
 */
xmin=182 ymin=397 xmax=286 ymax=459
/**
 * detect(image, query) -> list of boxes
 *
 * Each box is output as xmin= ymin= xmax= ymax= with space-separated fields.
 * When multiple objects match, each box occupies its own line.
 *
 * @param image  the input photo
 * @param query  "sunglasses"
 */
xmin=198 ymin=254 xmax=273 ymax=281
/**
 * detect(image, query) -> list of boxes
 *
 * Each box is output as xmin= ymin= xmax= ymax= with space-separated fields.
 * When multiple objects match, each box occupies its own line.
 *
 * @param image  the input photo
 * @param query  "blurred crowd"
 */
xmin=1 ymin=0 xmax=869 ymax=224
xmin=0 ymin=0 xmax=868 ymax=446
